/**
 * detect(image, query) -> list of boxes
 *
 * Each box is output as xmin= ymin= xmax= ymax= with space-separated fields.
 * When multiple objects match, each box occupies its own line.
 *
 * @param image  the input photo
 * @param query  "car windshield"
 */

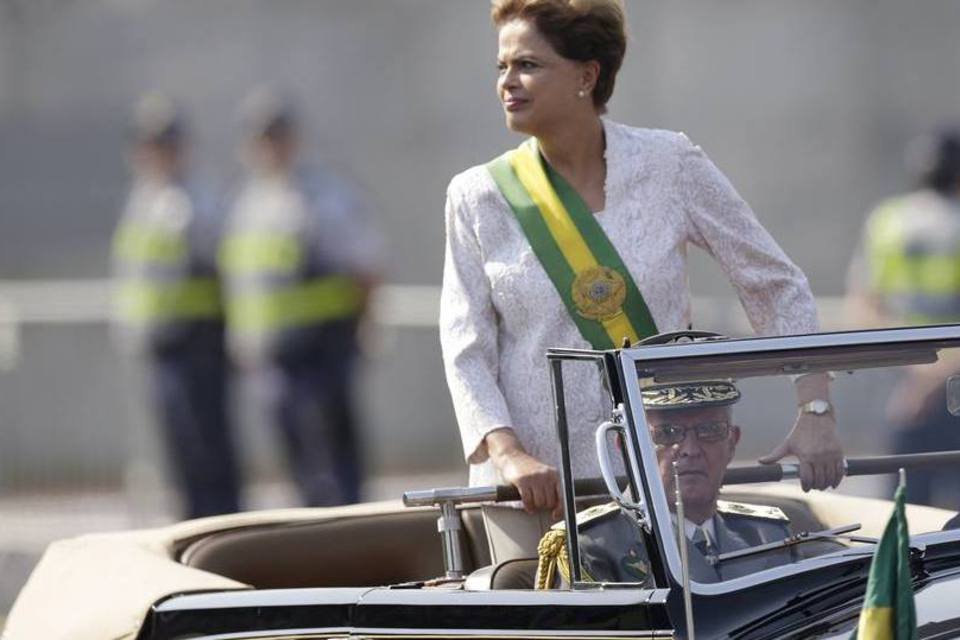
xmin=552 ymin=328 xmax=960 ymax=590
xmin=622 ymin=330 xmax=960 ymax=586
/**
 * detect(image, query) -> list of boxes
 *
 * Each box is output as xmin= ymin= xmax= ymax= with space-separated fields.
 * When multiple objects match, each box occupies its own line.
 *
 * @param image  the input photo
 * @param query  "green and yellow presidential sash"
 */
xmin=487 ymin=139 xmax=657 ymax=349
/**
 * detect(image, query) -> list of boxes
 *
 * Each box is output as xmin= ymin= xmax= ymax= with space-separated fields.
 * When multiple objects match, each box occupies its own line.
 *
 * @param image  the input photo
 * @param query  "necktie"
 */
xmin=691 ymin=526 xmax=713 ymax=557
xmin=691 ymin=526 xmax=722 ymax=575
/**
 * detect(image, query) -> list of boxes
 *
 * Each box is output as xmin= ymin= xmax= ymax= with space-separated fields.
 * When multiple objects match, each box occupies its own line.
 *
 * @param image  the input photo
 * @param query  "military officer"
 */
xmin=537 ymin=379 xmax=795 ymax=588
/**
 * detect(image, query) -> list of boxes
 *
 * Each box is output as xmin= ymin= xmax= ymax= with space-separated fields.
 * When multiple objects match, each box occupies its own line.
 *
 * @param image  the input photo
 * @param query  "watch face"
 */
xmin=808 ymin=400 xmax=830 ymax=414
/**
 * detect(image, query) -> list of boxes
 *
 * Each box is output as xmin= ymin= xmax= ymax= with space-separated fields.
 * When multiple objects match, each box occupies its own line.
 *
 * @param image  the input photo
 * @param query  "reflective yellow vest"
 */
xmin=865 ymin=192 xmax=960 ymax=324
xmin=217 ymin=230 xmax=361 ymax=340
xmin=112 ymin=219 xmax=221 ymax=328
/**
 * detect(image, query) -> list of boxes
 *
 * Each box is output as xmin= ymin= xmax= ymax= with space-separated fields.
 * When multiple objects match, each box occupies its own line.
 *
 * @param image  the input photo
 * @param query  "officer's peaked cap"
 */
xmin=641 ymin=381 xmax=740 ymax=411
xmin=636 ymin=331 xmax=739 ymax=410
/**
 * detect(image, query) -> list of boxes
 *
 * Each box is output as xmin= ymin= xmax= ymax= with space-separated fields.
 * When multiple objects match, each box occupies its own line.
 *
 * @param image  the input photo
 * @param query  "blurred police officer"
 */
xmin=847 ymin=128 xmax=960 ymax=328
xmin=846 ymin=127 xmax=960 ymax=507
xmin=220 ymin=89 xmax=381 ymax=507
xmin=113 ymin=92 xmax=241 ymax=519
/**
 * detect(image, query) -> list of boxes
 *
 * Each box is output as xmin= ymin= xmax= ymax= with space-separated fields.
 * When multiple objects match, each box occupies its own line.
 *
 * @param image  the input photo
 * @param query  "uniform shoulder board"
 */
xmin=549 ymin=501 xmax=621 ymax=531
xmin=716 ymin=499 xmax=788 ymax=522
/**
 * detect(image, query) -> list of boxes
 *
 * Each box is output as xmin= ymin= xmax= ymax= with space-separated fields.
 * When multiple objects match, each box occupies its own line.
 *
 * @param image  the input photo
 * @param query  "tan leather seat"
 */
xmin=464 ymin=558 xmax=538 ymax=590
xmin=460 ymin=505 xmax=491 ymax=567
xmin=180 ymin=505 xmax=491 ymax=589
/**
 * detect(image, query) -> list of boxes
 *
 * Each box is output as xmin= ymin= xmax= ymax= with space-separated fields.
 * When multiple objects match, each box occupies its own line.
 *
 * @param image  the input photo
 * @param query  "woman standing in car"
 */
xmin=439 ymin=0 xmax=841 ymax=562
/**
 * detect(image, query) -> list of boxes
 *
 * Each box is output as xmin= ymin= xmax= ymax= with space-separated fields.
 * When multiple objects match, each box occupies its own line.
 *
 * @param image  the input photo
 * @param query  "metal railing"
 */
xmin=0 ymin=278 xmax=852 ymax=370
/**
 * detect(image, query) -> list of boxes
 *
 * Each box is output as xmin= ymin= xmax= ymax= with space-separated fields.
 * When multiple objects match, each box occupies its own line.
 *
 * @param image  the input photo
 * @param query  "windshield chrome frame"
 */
xmin=617 ymin=324 xmax=960 ymax=595
xmin=546 ymin=349 xmax=651 ymax=589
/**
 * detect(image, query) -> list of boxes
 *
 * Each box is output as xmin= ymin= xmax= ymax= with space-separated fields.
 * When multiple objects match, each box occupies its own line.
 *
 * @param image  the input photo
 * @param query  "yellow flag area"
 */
xmin=855 ymin=606 xmax=893 ymax=640
xmin=508 ymin=145 xmax=639 ymax=347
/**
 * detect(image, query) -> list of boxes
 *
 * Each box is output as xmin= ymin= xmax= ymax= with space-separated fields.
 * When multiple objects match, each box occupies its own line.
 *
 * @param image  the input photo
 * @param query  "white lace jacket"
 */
xmin=440 ymin=119 xmax=818 ymax=487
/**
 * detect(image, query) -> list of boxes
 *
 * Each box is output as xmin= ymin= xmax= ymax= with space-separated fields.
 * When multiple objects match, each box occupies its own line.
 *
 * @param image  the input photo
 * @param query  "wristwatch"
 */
xmin=799 ymin=399 xmax=833 ymax=415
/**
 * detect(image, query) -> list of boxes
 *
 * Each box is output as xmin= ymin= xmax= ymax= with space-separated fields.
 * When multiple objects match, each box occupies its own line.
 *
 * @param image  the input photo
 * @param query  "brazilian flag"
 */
xmin=850 ymin=484 xmax=917 ymax=639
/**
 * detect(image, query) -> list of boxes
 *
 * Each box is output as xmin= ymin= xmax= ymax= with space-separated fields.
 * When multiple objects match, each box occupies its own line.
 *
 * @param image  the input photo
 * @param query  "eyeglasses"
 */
xmin=649 ymin=421 xmax=731 ymax=447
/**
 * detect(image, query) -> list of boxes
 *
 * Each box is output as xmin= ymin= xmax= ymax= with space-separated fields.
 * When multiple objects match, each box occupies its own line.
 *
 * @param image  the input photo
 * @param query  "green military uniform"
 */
xmin=535 ymin=377 xmax=796 ymax=588
xmin=676 ymin=501 xmax=792 ymax=583
xmin=536 ymin=502 xmax=652 ymax=589
xmin=535 ymin=499 xmax=792 ymax=588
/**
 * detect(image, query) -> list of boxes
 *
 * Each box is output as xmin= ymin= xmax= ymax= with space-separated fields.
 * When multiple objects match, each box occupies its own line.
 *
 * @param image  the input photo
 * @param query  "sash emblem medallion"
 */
xmin=572 ymin=266 xmax=626 ymax=320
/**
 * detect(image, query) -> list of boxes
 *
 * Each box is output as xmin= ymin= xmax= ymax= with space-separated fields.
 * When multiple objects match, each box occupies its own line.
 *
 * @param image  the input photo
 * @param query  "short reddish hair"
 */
xmin=491 ymin=0 xmax=627 ymax=111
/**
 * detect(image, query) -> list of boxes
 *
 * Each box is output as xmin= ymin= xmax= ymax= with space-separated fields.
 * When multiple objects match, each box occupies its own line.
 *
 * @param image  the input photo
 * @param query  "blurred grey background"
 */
xmin=0 ymin=2 xmax=959 ymax=599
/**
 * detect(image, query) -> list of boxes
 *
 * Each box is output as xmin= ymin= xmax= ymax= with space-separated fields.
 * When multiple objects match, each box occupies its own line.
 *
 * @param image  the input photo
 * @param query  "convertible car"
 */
xmin=6 ymin=326 xmax=960 ymax=639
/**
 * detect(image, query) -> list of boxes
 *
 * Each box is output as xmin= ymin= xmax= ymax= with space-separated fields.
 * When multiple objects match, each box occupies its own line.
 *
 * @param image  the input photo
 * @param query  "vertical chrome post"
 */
xmin=551 ymin=358 xmax=582 ymax=583
xmin=437 ymin=500 xmax=464 ymax=579
xmin=673 ymin=462 xmax=696 ymax=640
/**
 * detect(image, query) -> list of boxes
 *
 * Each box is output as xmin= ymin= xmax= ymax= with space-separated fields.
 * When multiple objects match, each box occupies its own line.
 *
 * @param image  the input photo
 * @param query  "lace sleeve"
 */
xmin=439 ymin=178 xmax=513 ymax=463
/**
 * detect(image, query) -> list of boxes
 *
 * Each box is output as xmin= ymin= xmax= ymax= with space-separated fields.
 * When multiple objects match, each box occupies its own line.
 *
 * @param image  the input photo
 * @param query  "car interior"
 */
xmin=178 ymin=488 xmax=955 ymax=591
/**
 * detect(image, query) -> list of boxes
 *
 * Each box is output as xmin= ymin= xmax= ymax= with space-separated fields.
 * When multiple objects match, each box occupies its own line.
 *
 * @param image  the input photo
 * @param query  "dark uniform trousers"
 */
xmin=264 ymin=325 xmax=362 ymax=507
xmin=148 ymin=331 xmax=241 ymax=519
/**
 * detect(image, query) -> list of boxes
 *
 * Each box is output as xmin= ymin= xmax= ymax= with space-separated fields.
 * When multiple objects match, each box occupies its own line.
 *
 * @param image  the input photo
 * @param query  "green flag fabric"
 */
xmin=850 ymin=484 xmax=917 ymax=640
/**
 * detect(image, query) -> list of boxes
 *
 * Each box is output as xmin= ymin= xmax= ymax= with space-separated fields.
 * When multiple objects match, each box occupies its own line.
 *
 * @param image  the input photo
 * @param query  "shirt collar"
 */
xmin=673 ymin=513 xmax=717 ymax=546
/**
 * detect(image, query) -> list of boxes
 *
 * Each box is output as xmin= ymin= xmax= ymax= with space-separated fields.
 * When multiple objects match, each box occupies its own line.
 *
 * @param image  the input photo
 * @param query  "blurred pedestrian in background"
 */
xmin=846 ymin=127 xmax=960 ymax=328
xmin=846 ymin=126 xmax=960 ymax=507
xmin=112 ymin=92 xmax=241 ymax=519
xmin=219 ymin=89 xmax=382 ymax=507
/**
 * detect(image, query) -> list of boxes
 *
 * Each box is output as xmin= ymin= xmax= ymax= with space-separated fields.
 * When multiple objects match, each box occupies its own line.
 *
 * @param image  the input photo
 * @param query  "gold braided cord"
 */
xmin=535 ymin=529 xmax=568 ymax=590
